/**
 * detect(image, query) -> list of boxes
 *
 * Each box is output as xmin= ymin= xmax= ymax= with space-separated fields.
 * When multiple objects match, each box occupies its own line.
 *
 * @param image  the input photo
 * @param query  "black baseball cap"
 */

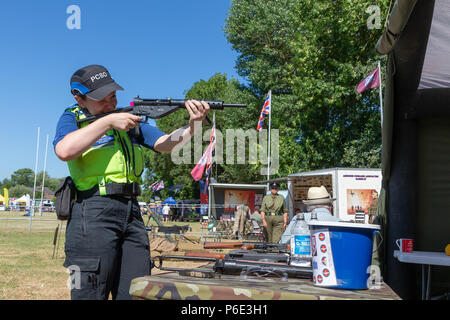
xmin=70 ymin=65 xmax=124 ymax=101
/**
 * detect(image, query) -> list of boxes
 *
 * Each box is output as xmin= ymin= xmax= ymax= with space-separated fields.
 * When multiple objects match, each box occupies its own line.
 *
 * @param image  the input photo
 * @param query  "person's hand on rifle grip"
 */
xmin=104 ymin=113 xmax=143 ymax=131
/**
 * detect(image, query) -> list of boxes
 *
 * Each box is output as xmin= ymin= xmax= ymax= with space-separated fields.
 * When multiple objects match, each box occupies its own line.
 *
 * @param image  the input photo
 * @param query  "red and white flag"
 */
xmin=357 ymin=67 xmax=380 ymax=93
xmin=205 ymin=115 xmax=216 ymax=185
xmin=190 ymin=143 xmax=214 ymax=181
xmin=191 ymin=114 xmax=216 ymax=182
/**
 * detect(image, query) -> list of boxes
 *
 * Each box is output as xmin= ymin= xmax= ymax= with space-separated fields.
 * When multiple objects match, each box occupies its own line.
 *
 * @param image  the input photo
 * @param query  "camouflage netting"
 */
xmin=130 ymin=271 xmax=401 ymax=300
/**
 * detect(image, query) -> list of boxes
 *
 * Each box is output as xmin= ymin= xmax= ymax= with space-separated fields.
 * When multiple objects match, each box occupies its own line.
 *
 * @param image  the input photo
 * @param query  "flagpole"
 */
xmin=378 ymin=61 xmax=384 ymax=128
xmin=213 ymin=112 xmax=217 ymax=182
xmin=39 ymin=134 xmax=49 ymax=216
xmin=267 ymin=90 xmax=272 ymax=181
xmin=30 ymin=127 xmax=40 ymax=232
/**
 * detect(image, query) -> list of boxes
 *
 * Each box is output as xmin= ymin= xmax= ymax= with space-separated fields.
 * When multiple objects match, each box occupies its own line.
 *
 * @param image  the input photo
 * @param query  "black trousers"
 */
xmin=64 ymin=195 xmax=151 ymax=300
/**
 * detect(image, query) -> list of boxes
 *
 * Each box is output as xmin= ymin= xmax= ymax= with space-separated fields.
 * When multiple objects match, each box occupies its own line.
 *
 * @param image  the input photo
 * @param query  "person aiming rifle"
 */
xmin=54 ymin=65 xmax=243 ymax=300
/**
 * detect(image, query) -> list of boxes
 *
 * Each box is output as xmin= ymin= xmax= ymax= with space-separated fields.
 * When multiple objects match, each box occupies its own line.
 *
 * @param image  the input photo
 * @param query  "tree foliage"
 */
xmin=224 ymin=0 xmax=387 ymax=172
xmin=142 ymin=0 xmax=388 ymax=200
xmin=140 ymin=73 xmax=260 ymax=202
xmin=1 ymin=169 xmax=62 ymax=195
xmin=10 ymin=168 xmax=35 ymax=188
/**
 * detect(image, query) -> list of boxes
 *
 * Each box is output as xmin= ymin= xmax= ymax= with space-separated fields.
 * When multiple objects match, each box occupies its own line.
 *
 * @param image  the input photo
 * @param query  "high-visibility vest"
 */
xmin=65 ymin=105 xmax=144 ymax=195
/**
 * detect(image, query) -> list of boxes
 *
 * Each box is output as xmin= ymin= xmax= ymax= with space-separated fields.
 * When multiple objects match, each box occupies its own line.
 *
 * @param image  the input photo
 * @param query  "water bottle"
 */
xmin=290 ymin=213 xmax=312 ymax=267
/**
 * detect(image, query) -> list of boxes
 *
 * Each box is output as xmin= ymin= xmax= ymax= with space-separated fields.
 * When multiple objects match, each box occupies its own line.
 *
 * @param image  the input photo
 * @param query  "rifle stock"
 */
xmin=185 ymin=251 xmax=226 ymax=259
xmin=203 ymin=242 xmax=248 ymax=249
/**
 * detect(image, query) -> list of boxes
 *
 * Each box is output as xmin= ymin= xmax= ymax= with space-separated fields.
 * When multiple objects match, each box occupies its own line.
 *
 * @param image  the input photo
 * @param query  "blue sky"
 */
xmin=0 ymin=0 xmax=242 ymax=181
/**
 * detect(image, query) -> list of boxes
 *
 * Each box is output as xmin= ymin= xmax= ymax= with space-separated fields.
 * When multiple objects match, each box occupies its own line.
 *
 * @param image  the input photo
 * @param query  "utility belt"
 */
xmin=55 ymin=178 xmax=141 ymax=221
xmin=77 ymin=182 xmax=141 ymax=199
xmin=266 ymin=212 xmax=283 ymax=217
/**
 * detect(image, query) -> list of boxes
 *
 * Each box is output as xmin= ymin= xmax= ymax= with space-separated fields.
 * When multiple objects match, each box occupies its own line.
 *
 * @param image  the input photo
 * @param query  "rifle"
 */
xmin=185 ymin=249 xmax=290 ymax=263
xmin=152 ymin=254 xmax=311 ymax=280
xmin=214 ymin=259 xmax=312 ymax=280
xmin=76 ymin=96 xmax=247 ymax=125
xmin=203 ymin=241 xmax=290 ymax=252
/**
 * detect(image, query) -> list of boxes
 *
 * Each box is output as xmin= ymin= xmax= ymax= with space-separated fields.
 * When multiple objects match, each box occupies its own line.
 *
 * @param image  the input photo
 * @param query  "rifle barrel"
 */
xmin=132 ymin=98 xmax=247 ymax=109
xmin=221 ymin=103 xmax=247 ymax=108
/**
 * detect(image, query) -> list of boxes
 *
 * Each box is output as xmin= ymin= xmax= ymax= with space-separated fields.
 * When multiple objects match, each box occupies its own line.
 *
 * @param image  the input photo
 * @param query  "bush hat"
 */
xmin=303 ymin=186 xmax=335 ymax=205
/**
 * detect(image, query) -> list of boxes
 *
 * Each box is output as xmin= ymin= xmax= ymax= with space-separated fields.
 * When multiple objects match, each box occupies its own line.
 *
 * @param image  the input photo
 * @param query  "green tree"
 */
xmin=0 ymin=178 xmax=12 ymax=190
xmin=9 ymin=185 xmax=32 ymax=198
xmin=141 ymin=73 xmax=259 ymax=200
xmin=10 ymin=168 xmax=35 ymax=188
xmin=34 ymin=171 xmax=62 ymax=192
xmin=224 ymin=0 xmax=388 ymax=174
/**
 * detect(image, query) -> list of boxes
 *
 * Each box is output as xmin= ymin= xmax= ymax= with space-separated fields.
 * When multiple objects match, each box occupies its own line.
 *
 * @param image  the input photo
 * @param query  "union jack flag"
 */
xmin=149 ymin=181 xmax=158 ymax=190
xmin=155 ymin=181 xmax=164 ymax=191
xmin=151 ymin=180 xmax=164 ymax=191
xmin=257 ymin=90 xmax=271 ymax=131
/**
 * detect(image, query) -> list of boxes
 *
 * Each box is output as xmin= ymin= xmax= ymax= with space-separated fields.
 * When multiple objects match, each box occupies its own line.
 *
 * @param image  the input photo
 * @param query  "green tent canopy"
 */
xmin=376 ymin=0 xmax=450 ymax=299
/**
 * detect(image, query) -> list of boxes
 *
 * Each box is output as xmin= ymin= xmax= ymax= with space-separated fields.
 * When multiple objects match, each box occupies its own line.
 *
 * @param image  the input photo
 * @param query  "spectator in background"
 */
xmin=251 ymin=206 xmax=268 ymax=242
xmin=233 ymin=204 xmax=251 ymax=240
xmin=250 ymin=207 xmax=263 ymax=225
xmin=162 ymin=204 xmax=170 ymax=222
xmin=367 ymin=190 xmax=379 ymax=224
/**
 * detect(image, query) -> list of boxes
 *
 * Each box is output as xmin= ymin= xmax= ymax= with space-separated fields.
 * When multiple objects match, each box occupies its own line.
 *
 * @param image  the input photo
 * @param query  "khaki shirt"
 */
xmin=261 ymin=194 xmax=286 ymax=216
xmin=368 ymin=198 xmax=378 ymax=216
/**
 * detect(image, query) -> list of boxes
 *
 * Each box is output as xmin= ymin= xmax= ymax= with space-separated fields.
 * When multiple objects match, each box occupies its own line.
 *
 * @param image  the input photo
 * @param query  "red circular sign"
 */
xmin=320 ymin=245 xmax=327 ymax=253
xmin=319 ymin=233 xmax=325 ymax=241
xmin=321 ymin=257 xmax=327 ymax=266
xmin=323 ymin=269 xmax=330 ymax=277
xmin=317 ymin=275 xmax=323 ymax=283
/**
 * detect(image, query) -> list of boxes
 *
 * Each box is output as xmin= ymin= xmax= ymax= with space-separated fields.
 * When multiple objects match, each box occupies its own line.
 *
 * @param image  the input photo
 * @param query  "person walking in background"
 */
xmin=162 ymin=203 xmax=170 ymax=222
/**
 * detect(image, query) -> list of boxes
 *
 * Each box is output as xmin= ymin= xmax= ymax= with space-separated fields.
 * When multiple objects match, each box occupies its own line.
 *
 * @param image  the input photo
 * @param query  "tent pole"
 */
xmin=378 ymin=61 xmax=384 ymax=128
xmin=267 ymin=90 xmax=272 ymax=182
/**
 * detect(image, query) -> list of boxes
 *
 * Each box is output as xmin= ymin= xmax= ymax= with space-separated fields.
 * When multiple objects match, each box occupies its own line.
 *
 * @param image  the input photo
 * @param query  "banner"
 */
xmin=224 ymin=189 xmax=255 ymax=214
xmin=3 ymin=188 xmax=9 ymax=208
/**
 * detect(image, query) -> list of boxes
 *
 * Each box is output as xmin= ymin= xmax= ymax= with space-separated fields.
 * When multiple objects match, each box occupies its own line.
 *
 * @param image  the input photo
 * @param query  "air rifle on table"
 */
xmin=76 ymin=96 xmax=247 ymax=125
xmin=203 ymin=241 xmax=290 ymax=253
xmin=185 ymin=249 xmax=290 ymax=263
xmin=152 ymin=252 xmax=311 ymax=280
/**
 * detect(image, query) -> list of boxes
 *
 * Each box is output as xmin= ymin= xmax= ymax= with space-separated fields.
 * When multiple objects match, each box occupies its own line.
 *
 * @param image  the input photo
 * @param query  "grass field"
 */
xmin=0 ymin=211 xmax=208 ymax=300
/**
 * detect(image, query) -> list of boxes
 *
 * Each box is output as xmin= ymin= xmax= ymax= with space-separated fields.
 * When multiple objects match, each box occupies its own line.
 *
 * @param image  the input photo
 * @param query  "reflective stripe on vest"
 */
xmin=65 ymin=105 xmax=144 ymax=195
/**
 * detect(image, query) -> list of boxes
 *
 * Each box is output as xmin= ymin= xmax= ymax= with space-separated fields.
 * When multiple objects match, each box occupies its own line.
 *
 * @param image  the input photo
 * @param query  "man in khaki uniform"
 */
xmin=261 ymin=182 xmax=288 ymax=243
